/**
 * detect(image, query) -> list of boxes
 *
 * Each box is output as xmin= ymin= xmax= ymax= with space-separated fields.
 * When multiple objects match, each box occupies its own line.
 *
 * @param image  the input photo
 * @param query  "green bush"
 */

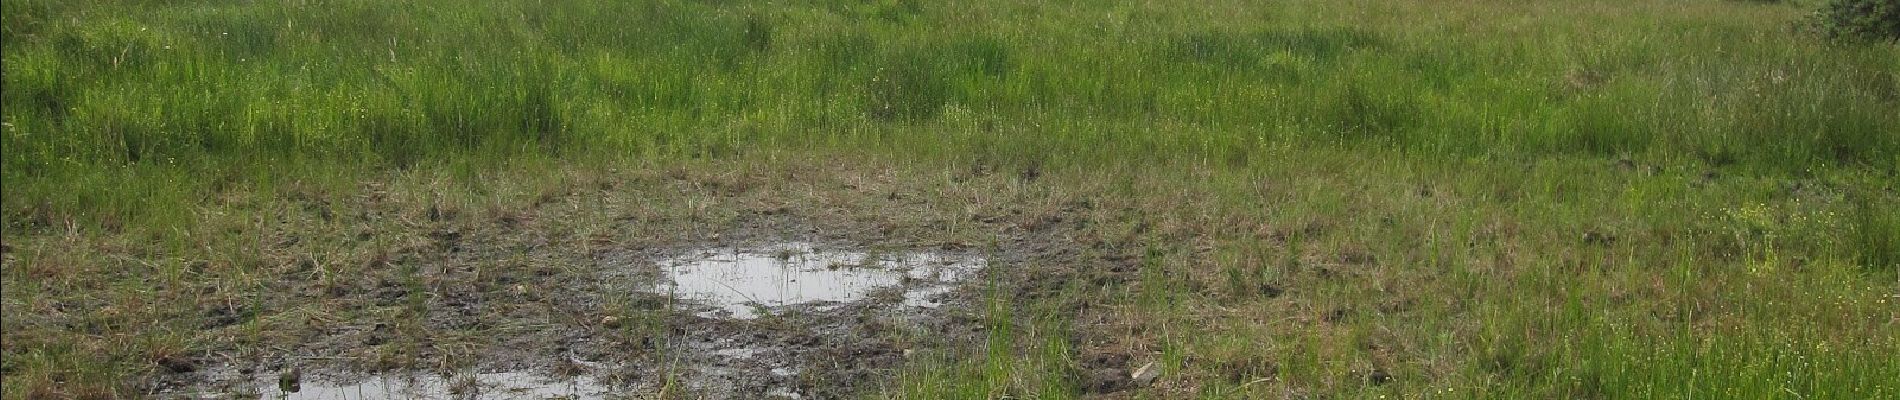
xmin=1817 ymin=0 xmax=1900 ymax=42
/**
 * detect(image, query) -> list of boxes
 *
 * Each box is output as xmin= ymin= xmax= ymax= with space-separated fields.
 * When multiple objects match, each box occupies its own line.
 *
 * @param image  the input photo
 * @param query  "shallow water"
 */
xmin=202 ymin=371 xmax=610 ymax=400
xmin=655 ymin=243 xmax=982 ymax=319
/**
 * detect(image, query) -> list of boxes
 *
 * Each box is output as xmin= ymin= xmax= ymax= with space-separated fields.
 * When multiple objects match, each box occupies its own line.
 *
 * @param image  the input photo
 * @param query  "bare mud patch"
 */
xmin=177 ymin=370 xmax=610 ymax=400
xmin=165 ymin=240 xmax=990 ymax=399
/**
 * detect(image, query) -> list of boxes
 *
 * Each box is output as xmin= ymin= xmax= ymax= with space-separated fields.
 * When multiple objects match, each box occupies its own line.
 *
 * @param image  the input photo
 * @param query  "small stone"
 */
xmin=1131 ymin=362 xmax=1160 ymax=387
xmin=601 ymin=315 xmax=623 ymax=329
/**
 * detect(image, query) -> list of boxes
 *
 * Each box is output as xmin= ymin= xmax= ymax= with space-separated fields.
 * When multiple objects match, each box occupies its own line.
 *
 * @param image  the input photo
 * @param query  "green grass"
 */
xmin=6 ymin=0 xmax=1894 ymax=177
xmin=4 ymin=0 xmax=1898 ymax=398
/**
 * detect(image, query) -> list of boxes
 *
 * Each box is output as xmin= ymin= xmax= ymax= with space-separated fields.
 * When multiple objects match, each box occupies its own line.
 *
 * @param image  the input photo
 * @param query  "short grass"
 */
xmin=4 ymin=0 xmax=1897 ymax=399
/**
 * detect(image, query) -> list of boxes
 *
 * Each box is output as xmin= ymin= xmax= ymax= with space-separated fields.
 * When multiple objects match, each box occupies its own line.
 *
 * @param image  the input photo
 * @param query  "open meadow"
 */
xmin=3 ymin=0 xmax=1896 ymax=398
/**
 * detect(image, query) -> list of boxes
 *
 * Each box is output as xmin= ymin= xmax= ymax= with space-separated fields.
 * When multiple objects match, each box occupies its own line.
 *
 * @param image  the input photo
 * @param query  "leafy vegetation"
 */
xmin=1818 ymin=0 xmax=1900 ymax=41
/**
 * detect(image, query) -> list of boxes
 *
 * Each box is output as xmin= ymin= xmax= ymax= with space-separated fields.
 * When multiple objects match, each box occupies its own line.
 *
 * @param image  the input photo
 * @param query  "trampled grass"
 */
xmin=3 ymin=0 xmax=1896 ymax=398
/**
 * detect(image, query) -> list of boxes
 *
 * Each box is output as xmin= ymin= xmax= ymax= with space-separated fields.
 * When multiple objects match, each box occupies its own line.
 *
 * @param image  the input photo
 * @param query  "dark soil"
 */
xmin=153 ymin=202 xmax=1106 ymax=399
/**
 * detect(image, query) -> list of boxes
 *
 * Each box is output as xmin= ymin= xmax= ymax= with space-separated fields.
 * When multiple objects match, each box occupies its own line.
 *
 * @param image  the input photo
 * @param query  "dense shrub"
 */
xmin=1817 ymin=0 xmax=1900 ymax=41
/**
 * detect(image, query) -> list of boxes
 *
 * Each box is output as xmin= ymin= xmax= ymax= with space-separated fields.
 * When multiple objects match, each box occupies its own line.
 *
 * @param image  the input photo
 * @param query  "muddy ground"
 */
xmin=120 ymin=165 xmax=1149 ymax=399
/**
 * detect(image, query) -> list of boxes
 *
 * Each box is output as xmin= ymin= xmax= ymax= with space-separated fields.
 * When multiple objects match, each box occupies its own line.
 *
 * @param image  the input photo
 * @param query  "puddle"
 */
xmin=643 ymin=242 xmax=988 ymax=398
xmin=184 ymin=371 xmax=610 ymax=400
xmin=655 ymin=242 xmax=983 ymax=319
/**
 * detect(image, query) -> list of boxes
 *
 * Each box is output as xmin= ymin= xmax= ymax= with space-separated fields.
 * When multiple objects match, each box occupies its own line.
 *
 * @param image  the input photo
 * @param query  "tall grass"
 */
xmin=4 ymin=0 xmax=1893 ymax=179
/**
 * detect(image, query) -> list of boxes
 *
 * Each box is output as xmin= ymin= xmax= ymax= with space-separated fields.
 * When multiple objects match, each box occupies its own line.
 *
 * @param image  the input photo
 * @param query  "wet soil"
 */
xmin=156 ymin=218 xmax=1031 ymax=399
xmin=118 ymin=164 xmax=1142 ymax=399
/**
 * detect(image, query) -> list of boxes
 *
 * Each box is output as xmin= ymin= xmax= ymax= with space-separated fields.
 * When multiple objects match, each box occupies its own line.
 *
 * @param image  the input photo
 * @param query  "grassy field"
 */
xmin=3 ymin=0 xmax=1897 ymax=398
